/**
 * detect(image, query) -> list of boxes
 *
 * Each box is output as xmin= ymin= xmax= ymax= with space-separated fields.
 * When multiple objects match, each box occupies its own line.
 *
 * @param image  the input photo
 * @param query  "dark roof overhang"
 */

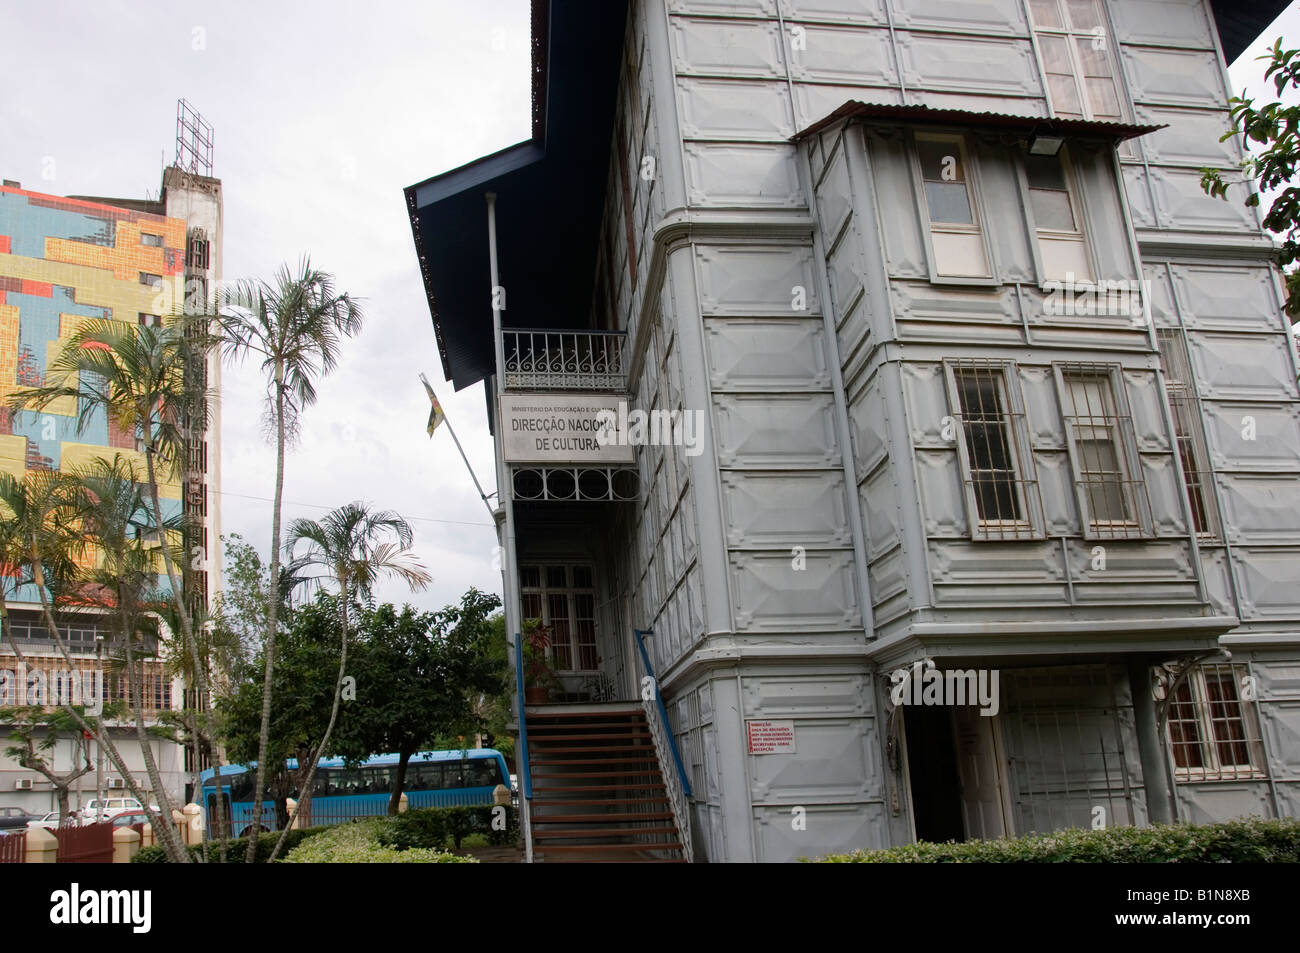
xmin=793 ymin=101 xmax=1163 ymax=144
xmin=1212 ymin=0 xmax=1290 ymax=62
xmin=405 ymin=0 xmax=628 ymax=391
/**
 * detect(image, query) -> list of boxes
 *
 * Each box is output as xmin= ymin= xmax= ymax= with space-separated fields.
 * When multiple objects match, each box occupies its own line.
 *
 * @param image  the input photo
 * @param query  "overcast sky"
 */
xmin=0 ymin=1 xmax=1295 ymax=615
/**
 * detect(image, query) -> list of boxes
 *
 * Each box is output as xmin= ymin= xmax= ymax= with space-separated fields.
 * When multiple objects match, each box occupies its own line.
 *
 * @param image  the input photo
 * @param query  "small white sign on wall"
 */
xmin=746 ymin=719 xmax=796 ymax=754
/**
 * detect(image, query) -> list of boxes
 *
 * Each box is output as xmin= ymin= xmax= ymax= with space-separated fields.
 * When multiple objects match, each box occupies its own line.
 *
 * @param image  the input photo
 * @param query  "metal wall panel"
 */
xmin=867 ymin=131 xmax=928 ymax=278
xmin=753 ymin=802 xmax=888 ymax=861
xmin=888 ymin=0 xmax=1028 ymax=34
xmin=730 ymin=549 xmax=860 ymax=628
xmin=1232 ymin=548 xmax=1300 ymax=620
xmin=1121 ymin=46 xmax=1227 ymax=107
xmin=671 ymin=0 xmax=777 ymax=15
xmin=1216 ymin=474 xmax=1300 ymax=545
xmin=1121 ymin=164 xmax=1158 ymax=229
xmin=1170 ymin=265 xmax=1283 ymax=332
xmin=778 ymin=0 xmax=886 ymax=24
xmin=1147 ymin=168 xmax=1260 ymax=231
xmin=1176 ymin=783 xmax=1275 ymax=824
xmin=916 ymin=448 xmax=967 ymax=537
xmin=721 ymin=470 xmax=852 ymax=547
xmin=705 ymin=317 xmax=831 ymax=390
xmin=1189 ymin=332 xmax=1297 ymax=401
xmin=683 ymin=142 xmax=804 ymax=207
xmin=671 ymin=15 xmax=785 ymax=77
xmin=894 ymin=32 xmax=1042 ymax=97
xmin=785 ymin=24 xmax=897 ymax=86
xmin=860 ymin=458 xmax=903 ymax=557
xmin=1106 ymin=0 xmax=1215 ymax=50
xmin=748 ymin=718 xmax=880 ymax=801
xmin=676 ymin=77 xmax=795 ymax=140
xmin=713 ymin=392 xmax=840 ymax=467
xmin=1135 ymin=106 xmax=1239 ymax=168
xmin=695 ymin=245 xmax=820 ymax=315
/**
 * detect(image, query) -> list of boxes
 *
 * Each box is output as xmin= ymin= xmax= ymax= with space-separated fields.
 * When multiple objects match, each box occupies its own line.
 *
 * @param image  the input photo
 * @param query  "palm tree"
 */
xmin=6 ymin=316 xmax=219 ymax=833
xmin=69 ymin=454 xmax=193 ymax=860
xmin=218 ymin=258 xmax=364 ymax=860
xmin=0 ymin=468 xmax=191 ymax=861
xmin=269 ymin=502 xmax=430 ymax=860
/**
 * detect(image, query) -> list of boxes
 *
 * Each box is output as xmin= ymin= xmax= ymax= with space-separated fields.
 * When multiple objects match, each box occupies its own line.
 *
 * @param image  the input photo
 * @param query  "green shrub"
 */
xmin=378 ymin=805 xmax=519 ymax=851
xmin=810 ymin=817 xmax=1300 ymax=863
xmin=131 ymin=825 xmax=331 ymax=863
xmin=283 ymin=819 xmax=476 ymax=863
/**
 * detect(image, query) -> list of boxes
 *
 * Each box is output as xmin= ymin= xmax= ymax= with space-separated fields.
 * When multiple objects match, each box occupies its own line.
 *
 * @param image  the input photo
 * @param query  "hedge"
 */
xmin=132 ymin=825 xmax=331 ymax=864
xmin=282 ymin=819 xmax=476 ymax=863
xmin=811 ymin=817 xmax=1300 ymax=863
xmin=377 ymin=805 xmax=519 ymax=851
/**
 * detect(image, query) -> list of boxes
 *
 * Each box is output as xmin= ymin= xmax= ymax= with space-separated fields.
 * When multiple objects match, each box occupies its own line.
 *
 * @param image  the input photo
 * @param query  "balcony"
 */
xmin=502 ymin=329 xmax=627 ymax=392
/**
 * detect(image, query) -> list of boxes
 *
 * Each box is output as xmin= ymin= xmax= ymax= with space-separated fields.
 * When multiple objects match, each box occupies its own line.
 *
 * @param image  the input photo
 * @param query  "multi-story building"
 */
xmin=407 ymin=0 xmax=1298 ymax=861
xmin=0 ymin=161 xmax=223 ymax=814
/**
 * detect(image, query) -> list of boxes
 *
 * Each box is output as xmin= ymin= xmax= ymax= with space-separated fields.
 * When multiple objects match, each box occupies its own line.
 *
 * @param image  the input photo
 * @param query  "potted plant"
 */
xmin=522 ymin=618 xmax=560 ymax=704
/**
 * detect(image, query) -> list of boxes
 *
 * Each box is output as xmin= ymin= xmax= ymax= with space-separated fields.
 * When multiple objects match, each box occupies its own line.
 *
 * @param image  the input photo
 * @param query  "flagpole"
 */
xmin=421 ymin=373 xmax=495 ymax=519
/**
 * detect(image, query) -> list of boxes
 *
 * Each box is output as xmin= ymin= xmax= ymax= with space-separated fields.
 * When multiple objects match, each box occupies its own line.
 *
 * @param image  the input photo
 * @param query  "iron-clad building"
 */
xmin=408 ymin=0 xmax=1299 ymax=862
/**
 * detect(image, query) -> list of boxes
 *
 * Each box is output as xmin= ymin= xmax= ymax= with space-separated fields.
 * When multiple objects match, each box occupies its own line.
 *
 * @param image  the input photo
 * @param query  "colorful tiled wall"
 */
xmin=0 ymin=184 xmax=186 ymax=593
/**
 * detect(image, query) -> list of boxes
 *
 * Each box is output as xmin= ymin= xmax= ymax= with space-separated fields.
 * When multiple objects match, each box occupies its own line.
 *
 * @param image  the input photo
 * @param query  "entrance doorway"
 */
xmin=903 ymin=704 xmax=1011 ymax=843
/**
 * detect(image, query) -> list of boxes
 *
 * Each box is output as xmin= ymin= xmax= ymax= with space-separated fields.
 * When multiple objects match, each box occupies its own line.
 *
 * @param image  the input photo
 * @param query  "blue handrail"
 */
xmin=632 ymin=628 xmax=692 ymax=799
xmin=513 ymin=633 xmax=532 ymax=800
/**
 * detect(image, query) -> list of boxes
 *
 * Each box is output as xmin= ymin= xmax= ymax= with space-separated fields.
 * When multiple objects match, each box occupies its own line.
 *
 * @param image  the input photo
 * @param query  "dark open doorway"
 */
xmin=904 ymin=704 xmax=966 ymax=844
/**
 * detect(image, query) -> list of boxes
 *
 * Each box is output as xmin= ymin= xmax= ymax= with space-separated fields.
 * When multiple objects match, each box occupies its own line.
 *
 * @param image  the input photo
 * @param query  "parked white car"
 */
xmin=79 ymin=797 xmax=161 ymax=824
xmin=26 ymin=811 xmax=75 ymax=831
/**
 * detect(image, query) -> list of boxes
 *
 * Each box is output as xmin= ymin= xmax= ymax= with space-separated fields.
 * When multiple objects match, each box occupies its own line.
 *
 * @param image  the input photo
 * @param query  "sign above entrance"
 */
xmin=747 ymin=720 xmax=796 ymax=755
xmin=500 ymin=393 xmax=635 ymax=465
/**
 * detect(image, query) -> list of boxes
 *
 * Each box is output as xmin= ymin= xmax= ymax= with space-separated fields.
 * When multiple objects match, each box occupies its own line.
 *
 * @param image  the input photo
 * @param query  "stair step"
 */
xmin=529 ymin=769 xmax=665 ymax=779
xmin=531 ymin=783 xmax=667 ymax=793
xmin=531 ymin=796 xmax=671 ymax=807
xmin=533 ymin=827 xmax=680 ymax=840
xmin=537 ymin=843 xmax=685 ymax=854
xmin=531 ymin=756 xmax=658 ymax=766
xmin=532 ymin=812 xmax=674 ymax=824
xmin=528 ymin=744 xmax=654 ymax=755
xmin=522 ymin=738 xmax=655 ymax=743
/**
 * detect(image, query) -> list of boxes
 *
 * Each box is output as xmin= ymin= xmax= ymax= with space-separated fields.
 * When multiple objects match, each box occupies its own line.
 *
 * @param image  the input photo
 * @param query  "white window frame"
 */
xmin=1164 ymin=663 xmax=1266 ymax=783
xmin=1055 ymin=362 xmax=1152 ymax=539
xmin=519 ymin=562 xmax=600 ymax=674
xmin=909 ymin=132 xmax=996 ymax=285
xmin=943 ymin=359 xmax=1044 ymax=541
xmin=1026 ymin=0 xmax=1128 ymax=124
xmin=1020 ymin=146 xmax=1096 ymax=285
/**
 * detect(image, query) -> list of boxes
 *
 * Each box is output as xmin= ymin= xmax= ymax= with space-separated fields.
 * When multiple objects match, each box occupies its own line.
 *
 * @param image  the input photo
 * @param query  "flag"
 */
xmin=421 ymin=374 xmax=445 ymax=436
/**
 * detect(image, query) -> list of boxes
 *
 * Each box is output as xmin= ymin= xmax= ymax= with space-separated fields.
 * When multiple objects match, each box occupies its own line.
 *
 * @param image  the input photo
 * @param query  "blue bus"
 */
xmin=200 ymin=749 xmax=511 ymax=837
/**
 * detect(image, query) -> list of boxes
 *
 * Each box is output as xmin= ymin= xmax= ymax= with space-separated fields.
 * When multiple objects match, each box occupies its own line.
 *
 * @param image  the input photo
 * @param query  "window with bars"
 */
xmin=519 ymin=563 xmax=599 ymax=672
xmin=1057 ymin=364 xmax=1150 ymax=538
xmin=1024 ymin=150 xmax=1092 ymax=281
xmin=946 ymin=360 xmax=1041 ymax=540
xmin=1156 ymin=329 xmax=1218 ymax=538
xmin=1028 ymin=0 xmax=1124 ymax=122
xmin=913 ymin=134 xmax=992 ymax=280
xmin=1164 ymin=663 xmax=1264 ymax=781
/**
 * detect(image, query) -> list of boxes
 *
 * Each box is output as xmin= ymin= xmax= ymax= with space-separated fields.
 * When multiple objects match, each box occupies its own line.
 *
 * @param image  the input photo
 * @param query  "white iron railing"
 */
xmin=502 ymin=328 xmax=627 ymax=391
xmin=633 ymin=629 xmax=694 ymax=863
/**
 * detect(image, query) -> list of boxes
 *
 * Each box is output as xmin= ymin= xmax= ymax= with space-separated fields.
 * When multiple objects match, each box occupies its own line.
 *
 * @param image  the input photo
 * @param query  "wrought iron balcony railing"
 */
xmin=502 ymin=328 xmax=627 ymax=391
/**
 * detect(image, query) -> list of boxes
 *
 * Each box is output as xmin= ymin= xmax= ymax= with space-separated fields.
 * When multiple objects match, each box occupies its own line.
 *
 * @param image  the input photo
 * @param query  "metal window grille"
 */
xmin=1163 ymin=663 xmax=1265 ymax=782
xmin=1156 ymin=329 xmax=1218 ymax=538
xmin=501 ymin=329 xmax=627 ymax=391
xmin=951 ymin=360 xmax=1040 ymax=540
xmin=1060 ymin=364 xmax=1150 ymax=539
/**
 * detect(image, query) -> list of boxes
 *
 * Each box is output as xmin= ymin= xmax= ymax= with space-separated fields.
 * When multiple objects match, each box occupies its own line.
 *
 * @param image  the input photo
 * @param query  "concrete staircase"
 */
xmin=525 ymin=704 xmax=687 ymax=862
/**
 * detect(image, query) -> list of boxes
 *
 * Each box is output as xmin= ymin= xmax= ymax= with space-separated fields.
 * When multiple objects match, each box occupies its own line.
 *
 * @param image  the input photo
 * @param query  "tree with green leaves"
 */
xmin=274 ymin=502 xmax=429 ymax=856
xmin=0 ymin=706 xmax=93 ymax=823
xmin=218 ymin=259 xmax=364 ymax=862
xmin=332 ymin=590 xmax=505 ymax=815
xmin=1202 ymin=37 xmax=1300 ymax=319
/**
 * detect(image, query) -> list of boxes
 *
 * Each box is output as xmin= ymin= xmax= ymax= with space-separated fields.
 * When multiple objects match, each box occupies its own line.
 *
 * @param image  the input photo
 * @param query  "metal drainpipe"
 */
xmin=487 ymin=192 xmax=529 ymax=862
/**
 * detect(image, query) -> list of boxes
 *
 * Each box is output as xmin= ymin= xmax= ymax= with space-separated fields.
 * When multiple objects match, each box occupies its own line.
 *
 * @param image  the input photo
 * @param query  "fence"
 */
xmin=56 ymin=821 xmax=114 ymax=863
xmin=0 ymin=831 xmax=25 ymax=863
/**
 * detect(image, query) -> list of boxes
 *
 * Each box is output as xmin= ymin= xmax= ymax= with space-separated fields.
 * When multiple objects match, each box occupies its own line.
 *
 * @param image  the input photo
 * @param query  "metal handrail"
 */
xmin=633 ymin=628 xmax=693 ymax=861
xmin=513 ymin=634 xmax=532 ymax=801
